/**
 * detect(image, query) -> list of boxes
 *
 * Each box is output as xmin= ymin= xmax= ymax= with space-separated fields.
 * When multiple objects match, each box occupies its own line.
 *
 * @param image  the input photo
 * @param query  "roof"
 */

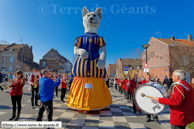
xmin=43 ymin=48 xmax=72 ymax=65
xmin=108 ymin=64 xmax=116 ymax=69
xmin=0 ymin=43 xmax=28 ymax=52
xmin=119 ymin=58 xmax=142 ymax=66
xmin=156 ymin=38 xmax=194 ymax=46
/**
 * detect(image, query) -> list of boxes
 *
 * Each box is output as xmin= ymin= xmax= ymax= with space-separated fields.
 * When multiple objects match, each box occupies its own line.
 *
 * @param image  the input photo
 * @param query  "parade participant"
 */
xmin=142 ymin=73 xmax=158 ymax=122
xmin=37 ymin=69 xmax=61 ymax=121
xmin=121 ymin=77 xmax=126 ymax=94
xmin=152 ymin=70 xmax=194 ymax=129
xmin=130 ymin=74 xmax=140 ymax=113
xmin=28 ymin=68 xmax=41 ymax=109
xmin=67 ymin=7 xmax=112 ymax=111
xmin=9 ymin=70 xmax=25 ymax=121
xmin=117 ymin=77 xmax=122 ymax=93
xmin=124 ymin=75 xmax=131 ymax=103
xmin=61 ymin=73 xmax=68 ymax=102
xmin=189 ymin=77 xmax=194 ymax=89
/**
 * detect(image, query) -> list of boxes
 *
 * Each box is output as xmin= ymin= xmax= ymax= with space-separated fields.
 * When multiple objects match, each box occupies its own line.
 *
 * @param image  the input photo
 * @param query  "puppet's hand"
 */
xmin=79 ymin=49 xmax=89 ymax=59
xmin=97 ymin=59 xmax=105 ymax=69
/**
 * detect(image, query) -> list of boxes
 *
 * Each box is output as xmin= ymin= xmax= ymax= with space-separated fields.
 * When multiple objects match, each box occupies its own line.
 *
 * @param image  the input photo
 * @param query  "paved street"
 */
xmin=0 ymin=84 xmax=172 ymax=129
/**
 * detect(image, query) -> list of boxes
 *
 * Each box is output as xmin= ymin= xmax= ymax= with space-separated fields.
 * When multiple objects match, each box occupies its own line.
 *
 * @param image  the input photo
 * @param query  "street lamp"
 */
xmin=142 ymin=44 xmax=150 ymax=64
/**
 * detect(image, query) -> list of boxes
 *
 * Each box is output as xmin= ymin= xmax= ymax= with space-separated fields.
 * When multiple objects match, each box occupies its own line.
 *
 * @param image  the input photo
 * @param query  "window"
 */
xmin=9 ymin=66 xmax=12 ymax=72
xmin=170 ymin=43 xmax=177 ymax=46
xmin=10 ymin=56 xmax=14 ymax=63
xmin=42 ymin=61 xmax=46 ymax=67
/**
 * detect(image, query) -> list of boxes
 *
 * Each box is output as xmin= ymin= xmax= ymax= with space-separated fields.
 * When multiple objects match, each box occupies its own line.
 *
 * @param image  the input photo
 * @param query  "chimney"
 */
xmin=171 ymin=35 xmax=175 ymax=41
xmin=188 ymin=35 xmax=192 ymax=41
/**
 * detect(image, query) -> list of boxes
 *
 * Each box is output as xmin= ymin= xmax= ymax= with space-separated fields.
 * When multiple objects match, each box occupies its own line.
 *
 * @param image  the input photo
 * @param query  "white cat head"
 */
xmin=82 ymin=7 xmax=102 ymax=34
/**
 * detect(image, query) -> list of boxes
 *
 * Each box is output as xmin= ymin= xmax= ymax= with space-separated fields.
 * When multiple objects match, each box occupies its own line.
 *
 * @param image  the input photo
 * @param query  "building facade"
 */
xmin=107 ymin=64 xmax=116 ymax=77
xmin=39 ymin=48 xmax=72 ymax=73
xmin=116 ymin=58 xmax=142 ymax=78
xmin=142 ymin=35 xmax=194 ymax=82
xmin=0 ymin=43 xmax=38 ymax=73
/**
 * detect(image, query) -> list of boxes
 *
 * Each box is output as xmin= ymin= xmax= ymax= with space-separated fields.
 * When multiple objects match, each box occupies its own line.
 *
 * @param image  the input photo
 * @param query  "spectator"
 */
xmin=61 ymin=73 xmax=67 ymax=102
xmin=163 ymin=76 xmax=170 ymax=88
xmin=113 ymin=77 xmax=117 ymax=91
xmin=68 ymin=73 xmax=74 ymax=90
xmin=37 ymin=69 xmax=60 ymax=121
xmin=0 ymin=71 xmax=3 ymax=83
xmin=9 ymin=70 xmax=25 ymax=121
xmin=106 ymin=77 xmax=110 ymax=88
xmin=169 ymin=77 xmax=173 ymax=89
xmin=189 ymin=78 xmax=194 ymax=89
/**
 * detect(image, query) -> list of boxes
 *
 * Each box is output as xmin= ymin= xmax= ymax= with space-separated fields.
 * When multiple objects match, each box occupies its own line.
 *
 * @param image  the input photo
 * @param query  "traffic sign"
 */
xmin=144 ymin=63 xmax=148 ymax=68
xmin=124 ymin=66 xmax=129 ymax=71
xmin=144 ymin=68 xmax=149 ymax=73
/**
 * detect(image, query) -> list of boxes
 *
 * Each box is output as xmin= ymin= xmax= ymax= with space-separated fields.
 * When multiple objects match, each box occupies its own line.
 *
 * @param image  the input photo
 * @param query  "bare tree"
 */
xmin=128 ymin=47 xmax=143 ymax=59
xmin=169 ymin=45 xmax=194 ymax=74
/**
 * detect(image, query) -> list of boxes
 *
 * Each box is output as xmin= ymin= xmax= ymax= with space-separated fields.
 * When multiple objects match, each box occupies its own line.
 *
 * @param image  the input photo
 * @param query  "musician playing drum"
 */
xmin=142 ymin=73 xmax=159 ymax=122
xmin=152 ymin=69 xmax=194 ymax=129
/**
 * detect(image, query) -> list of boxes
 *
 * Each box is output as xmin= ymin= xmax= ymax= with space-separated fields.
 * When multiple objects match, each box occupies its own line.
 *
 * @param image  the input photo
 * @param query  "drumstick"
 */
xmin=141 ymin=93 xmax=154 ymax=99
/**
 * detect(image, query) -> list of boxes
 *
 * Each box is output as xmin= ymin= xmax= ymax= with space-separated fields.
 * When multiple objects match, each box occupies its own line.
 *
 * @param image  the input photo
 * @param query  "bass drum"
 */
xmin=134 ymin=82 xmax=168 ymax=115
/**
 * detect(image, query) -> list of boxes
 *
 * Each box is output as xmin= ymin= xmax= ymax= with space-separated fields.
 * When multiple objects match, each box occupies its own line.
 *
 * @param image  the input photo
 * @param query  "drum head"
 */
xmin=135 ymin=85 xmax=165 ymax=114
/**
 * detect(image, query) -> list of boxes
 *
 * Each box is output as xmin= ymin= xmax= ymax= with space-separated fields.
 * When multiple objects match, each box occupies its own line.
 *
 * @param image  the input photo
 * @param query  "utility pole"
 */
xmin=19 ymin=38 xmax=24 ymax=71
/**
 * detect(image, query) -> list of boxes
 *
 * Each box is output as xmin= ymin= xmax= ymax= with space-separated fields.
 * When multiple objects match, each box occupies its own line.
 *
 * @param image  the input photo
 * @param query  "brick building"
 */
xmin=142 ymin=35 xmax=194 ymax=82
xmin=116 ymin=58 xmax=142 ymax=77
xmin=107 ymin=64 xmax=116 ymax=77
xmin=39 ymin=48 xmax=72 ymax=73
xmin=0 ymin=43 xmax=39 ymax=72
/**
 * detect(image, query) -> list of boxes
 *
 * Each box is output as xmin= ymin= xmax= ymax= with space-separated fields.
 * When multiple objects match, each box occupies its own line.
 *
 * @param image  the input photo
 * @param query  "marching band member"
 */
xmin=123 ymin=76 xmax=130 ymax=102
xmin=117 ymin=77 xmax=121 ymax=93
xmin=152 ymin=70 xmax=194 ymax=129
xmin=9 ymin=70 xmax=25 ymax=121
xmin=61 ymin=73 xmax=68 ymax=102
xmin=28 ymin=68 xmax=41 ymax=109
xmin=131 ymin=74 xmax=142 ymax=114
xmin=121 ymin=77 xmax=126 ymax=94
xmin=142 ymin=73 xmax=158 ymax=122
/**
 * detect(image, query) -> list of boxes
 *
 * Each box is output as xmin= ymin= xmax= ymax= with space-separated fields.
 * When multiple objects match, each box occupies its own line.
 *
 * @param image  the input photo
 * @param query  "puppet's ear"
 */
xmin=95 ymin=8 xmax=102 ymax=19
xmin=83 ymin=7 xmax=90 ymax=17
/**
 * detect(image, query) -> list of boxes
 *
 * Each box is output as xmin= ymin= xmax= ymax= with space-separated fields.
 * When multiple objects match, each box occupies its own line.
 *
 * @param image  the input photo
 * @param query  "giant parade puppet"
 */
xmin=67 ymin=7 xmax=112 ymax=111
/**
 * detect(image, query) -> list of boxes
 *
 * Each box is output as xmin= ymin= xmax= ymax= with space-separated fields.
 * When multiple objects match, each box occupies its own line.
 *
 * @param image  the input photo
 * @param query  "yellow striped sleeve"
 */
xmin=74 ymin=37 xmax=82 ymax=47
xmin=99 ymin=37 xmax=106 ymax=47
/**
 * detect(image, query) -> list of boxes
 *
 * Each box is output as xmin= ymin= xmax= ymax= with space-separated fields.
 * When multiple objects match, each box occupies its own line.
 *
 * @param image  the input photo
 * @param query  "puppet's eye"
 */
xmin=93 ymin=14 xmax=96 ymax=17
xmin=87 ymin=14 xmax=90 ymax=17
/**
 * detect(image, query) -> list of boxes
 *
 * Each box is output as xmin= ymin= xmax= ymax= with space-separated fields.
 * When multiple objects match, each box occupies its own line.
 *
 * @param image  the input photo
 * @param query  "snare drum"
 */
xmin=134 ymin=82 xmax=168 ymax=114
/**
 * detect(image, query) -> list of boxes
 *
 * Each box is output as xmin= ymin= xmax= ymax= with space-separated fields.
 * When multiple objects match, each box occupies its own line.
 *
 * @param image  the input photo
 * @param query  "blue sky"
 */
xmin=0 ymin=0 xmax=193 ymax=65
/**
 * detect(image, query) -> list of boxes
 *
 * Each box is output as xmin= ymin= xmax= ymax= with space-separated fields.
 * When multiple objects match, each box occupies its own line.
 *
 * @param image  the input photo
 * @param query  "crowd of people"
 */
xmin=1 ymin=68 xmax=194 ymax=129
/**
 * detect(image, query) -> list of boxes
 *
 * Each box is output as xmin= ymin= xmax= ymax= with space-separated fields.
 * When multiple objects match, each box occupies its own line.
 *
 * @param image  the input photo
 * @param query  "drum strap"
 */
xmin=174 ymin=86 xmax=185 ymax=99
